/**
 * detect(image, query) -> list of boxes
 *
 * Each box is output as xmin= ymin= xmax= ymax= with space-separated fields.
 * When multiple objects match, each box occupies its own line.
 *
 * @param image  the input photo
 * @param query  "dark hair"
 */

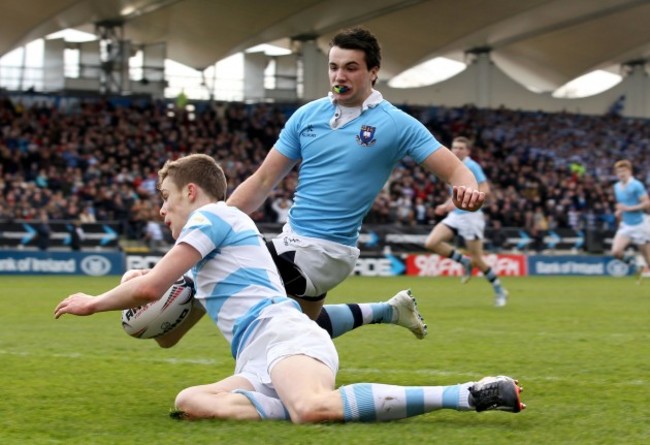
xmin=330 ymin=27 xmax=382 ymax=71
xmin=158 ymin=153 xmax=227 ymax=201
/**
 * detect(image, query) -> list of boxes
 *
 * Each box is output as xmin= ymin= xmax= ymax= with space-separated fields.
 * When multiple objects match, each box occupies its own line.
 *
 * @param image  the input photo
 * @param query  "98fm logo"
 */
xmin=407 ymin=254 xmax=525 ymax=277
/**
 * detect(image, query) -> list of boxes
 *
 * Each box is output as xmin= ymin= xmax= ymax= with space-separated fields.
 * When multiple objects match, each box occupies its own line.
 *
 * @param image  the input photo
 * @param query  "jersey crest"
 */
xmin=356 ymin=125 xmax=377 ymax=147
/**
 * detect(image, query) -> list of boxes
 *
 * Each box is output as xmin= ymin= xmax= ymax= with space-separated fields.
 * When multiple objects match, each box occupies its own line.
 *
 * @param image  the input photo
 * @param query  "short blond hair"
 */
xmin=158 ymin=154 xmax=227 ymax=201
xmin=614 ymin=159 xmax=632 ymax=171
xmin=452 ymin=136 xmax=472 ymax=148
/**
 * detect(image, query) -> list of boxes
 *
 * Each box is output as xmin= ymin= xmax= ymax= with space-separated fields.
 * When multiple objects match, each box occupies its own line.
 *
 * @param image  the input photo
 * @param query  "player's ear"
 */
xmin=370 ymin=67 xmax=379 ymax=84
xmin=186 ymin=183 xmax=198 ymax=201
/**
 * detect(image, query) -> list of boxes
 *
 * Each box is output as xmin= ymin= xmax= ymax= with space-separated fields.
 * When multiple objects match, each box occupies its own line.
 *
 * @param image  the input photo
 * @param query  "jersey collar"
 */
xmin=328 ymin=89 xmax=384 ymax=111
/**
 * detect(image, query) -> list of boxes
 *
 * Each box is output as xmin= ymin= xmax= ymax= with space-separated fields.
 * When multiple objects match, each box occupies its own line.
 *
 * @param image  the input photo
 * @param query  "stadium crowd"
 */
xmin=2 ymin=94 xmax=649 ymax=243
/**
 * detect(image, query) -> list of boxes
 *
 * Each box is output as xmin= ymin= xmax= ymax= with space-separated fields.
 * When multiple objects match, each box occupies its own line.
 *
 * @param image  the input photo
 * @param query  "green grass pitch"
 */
xmin=2 ymin=275 xmax=649 ymax=444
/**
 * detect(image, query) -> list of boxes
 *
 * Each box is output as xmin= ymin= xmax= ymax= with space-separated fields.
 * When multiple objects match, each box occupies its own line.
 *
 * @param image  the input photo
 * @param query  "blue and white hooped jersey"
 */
xmin=615 ymin=177 xmax=648 ymax=226
xmin=451 ymin=156 xmax=487 ymax=215
xmin=176 ymin=202 xmax=291 ymax=357
xmin=275 ymin=97 xmax=441 ymax=246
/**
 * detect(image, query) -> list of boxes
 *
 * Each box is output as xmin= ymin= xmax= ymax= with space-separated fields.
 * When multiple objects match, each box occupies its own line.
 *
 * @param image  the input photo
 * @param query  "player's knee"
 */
xmin=174 ymin=386 xmax=230 ymax=419
xmin=424 ymin=236 xmax=439 ymax=251
xmin=471 ymin=256 xmax=485 ymax=268
xmin=174 ymin=387 xmax=199 ymax=415
xmin=175 ymin=386 xmax=239 ymax=420
xmin=288 ymin=395 xmax=337 ymax=424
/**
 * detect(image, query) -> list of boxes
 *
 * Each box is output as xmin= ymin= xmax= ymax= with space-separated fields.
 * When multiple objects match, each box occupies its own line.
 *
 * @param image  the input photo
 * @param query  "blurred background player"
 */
xmin=611 ymin=159 xmax=650 ymax=282
xmin=424 ymin=136 xmax=508 ymax=307
xmin=227 ymin=27 xmax=485 ymax=338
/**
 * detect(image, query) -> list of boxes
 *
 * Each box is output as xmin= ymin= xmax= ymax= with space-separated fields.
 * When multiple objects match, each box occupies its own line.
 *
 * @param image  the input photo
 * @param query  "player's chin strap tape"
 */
xmin=265 ymin=240 xmax=326 ymax=302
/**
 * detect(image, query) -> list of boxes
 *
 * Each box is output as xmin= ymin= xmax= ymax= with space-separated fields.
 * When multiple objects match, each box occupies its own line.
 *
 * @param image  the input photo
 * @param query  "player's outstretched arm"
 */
xmin=54 ymin=244 xmax=200 ymax=319
xmin=227 ymin=148 xmax=298 ymax=214
xmin=421 ymin=147 xmax=485 ymax=211
xmin=54 ymin=293 xmax=99 ymax=318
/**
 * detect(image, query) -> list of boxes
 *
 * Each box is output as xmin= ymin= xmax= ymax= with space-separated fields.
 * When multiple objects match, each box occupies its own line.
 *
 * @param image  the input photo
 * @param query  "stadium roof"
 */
xmin=2 ymin=0 xmax=650 ymax=93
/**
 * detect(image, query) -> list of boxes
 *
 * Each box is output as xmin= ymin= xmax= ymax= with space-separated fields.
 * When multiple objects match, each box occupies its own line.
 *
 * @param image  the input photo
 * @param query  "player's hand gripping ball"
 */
xmin=121 ymin=275 xmax=195 ymax=339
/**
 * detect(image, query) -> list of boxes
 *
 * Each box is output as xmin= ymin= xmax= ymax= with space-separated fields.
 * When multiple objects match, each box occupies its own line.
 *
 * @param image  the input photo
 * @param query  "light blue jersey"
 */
xmin=176 ymin=202 xmax=295 ymax=357
xmin=451 ymin=157 xmax=487 ymax=214
xmin=275 ymin=97 xmax=441 ymax=246
xmin=614 ymin=177 xmax=648 ymax=225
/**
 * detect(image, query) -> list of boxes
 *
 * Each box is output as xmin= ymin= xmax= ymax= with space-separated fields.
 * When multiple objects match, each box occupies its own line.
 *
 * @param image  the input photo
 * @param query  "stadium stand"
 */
xmin=1 ymin=93 xmax=646 ymax=252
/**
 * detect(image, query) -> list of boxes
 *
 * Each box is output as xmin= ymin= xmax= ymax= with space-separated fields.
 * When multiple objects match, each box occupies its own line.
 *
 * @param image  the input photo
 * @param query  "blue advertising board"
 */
xmin=0 ymin=250 xmax=124 ymax=276
xmin=527 ymin=255 xmax=631 ymax=277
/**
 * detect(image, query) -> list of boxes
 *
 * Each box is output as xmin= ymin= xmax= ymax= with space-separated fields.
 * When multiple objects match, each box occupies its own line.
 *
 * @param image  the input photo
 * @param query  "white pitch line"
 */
xmin=0 ymin=349 xmax=225 ymax=366
xmin=2 ymin=349 xmax=645 ymax=386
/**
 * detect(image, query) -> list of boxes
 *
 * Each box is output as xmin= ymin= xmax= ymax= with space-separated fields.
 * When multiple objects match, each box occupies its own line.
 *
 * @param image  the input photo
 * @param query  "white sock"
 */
xmin=231 ymin=389 xmax=290 ymax=420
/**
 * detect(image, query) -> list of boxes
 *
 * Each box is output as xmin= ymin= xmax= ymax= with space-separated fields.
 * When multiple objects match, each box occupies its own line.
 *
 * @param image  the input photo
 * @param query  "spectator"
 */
xmin=142 ymin=209 xmax=166 ymax=252
xmin=68 ymin=220 xmax=84 ymax=251
xmin=1 ymin=94 xmax=649 ymax=243
xmin=270 ymin=196 xmax=292 ymax=223
xmin=79 ymin=206 xmax=96 ymax=223
xmin=35 ymin=209 xmax=51 ymax=251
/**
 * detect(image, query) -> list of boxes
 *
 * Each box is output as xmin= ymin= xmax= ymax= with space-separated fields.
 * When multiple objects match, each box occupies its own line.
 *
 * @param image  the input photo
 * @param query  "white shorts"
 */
xmin=616 ymin=218 xmax=650 ymax=245
xmin=270 ymin=224 xmax=360 ymax=297
xmin=441 ymin=211 xmax=485 ymax=240
xmin=233 ymin=301 xmax=339 ymax=398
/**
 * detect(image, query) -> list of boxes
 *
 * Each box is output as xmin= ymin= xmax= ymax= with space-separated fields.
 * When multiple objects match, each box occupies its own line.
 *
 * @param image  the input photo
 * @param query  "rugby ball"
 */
xmin=121 ymin=275 xmax=196 ymax=339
